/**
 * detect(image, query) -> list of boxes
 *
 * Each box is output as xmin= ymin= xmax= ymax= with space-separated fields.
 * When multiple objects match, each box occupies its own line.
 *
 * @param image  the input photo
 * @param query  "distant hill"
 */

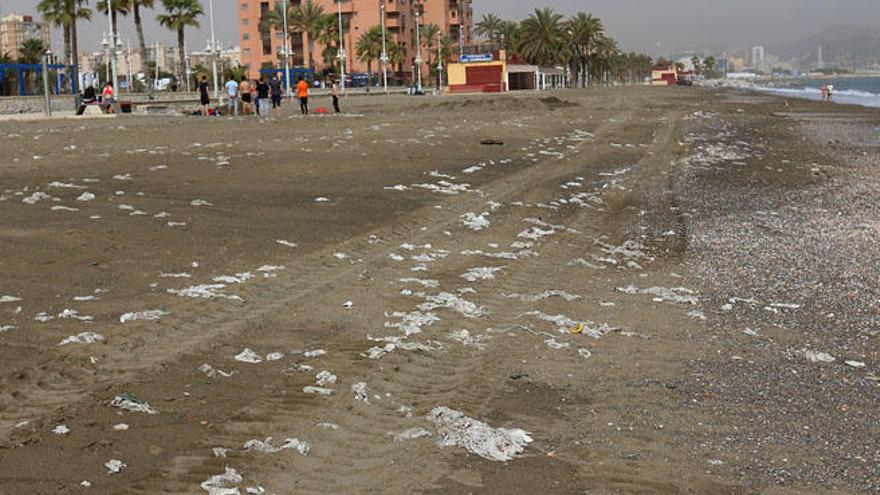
xmin=775 ymin=26 xmax=880 ymax=67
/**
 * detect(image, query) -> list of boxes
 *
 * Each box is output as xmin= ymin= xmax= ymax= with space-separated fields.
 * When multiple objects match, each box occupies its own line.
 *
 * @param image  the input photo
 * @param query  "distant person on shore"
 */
xmin=820 ymin=84 xmax=828 ymax=102
xmin=101 ymin=82 xmax=116 ymax=113
xmin=330 ymin=77 xmax=341 ymax=114
xmin=257 ymin=77 xmax=271 ymax=117
xmin=198 ymin=75 xmax=210 ymax=116
xmin=826 ymin=83 xmax=834 ymax=102
xmin=269 ymin=75 xmax=283 ymax=114
xmin=225 ymin=77 xmax=239 ymax=116
xmin=239 ymin=79 xmax=253 ymax=115
xmin=297 ymin=76 xmax=309 ymax=115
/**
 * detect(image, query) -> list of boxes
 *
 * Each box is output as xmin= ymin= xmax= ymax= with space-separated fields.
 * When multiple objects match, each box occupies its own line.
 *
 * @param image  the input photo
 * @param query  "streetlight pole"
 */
xmin=107 ymin=0 xmax=119 ymax=99
xmin=437 ymin=36 xmax=443 ymax=92
xmin=415 ymin=6 xmax=422 ymax=93
xmin=208 ymin=0 xmax=219 ymax=99
xmin=281 ymin=0 xmax=291 ymax=95
xmin=380 ymin=2 xmax=388 ymax=94
xmin=337 ymin=0 xmax=346 ymax=92
xmin=458 ymin=1 xmax=465 ymax=55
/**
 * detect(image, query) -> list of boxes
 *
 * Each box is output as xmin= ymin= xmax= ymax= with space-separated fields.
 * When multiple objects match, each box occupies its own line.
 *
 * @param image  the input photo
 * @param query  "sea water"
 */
xmin=757 ymin=76 xmax=880 ymax=108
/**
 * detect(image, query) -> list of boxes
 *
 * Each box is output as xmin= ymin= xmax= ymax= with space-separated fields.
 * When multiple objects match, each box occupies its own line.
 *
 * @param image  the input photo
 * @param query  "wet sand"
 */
xmin=0 ymin=87 xmax=877 ymax=494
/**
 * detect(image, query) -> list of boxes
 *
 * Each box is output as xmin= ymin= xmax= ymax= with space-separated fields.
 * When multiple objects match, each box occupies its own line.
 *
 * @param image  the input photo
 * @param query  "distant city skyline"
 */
xmin=3 ymin=0 xmax=880 ymax=57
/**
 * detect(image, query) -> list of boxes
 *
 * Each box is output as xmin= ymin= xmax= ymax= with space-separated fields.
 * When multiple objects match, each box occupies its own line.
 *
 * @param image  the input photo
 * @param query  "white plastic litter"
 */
xmin=303 ymin=386 xmax=333 ymax=396
xmin=213 ymin=273 xmax=254 ymax=284
xmin=461 ymin=212 xmax=491 ymax=231
xmin=77 ymin=192 xmax=96 ymax=202
xmin=545 ymin=338 xmax=570 ymax=350
xmin=0 ymin=295 xmax=22 ymax=303
xmin=352 ymin=382 xmax=369 ymax=402
xmin=315 ymin=370 xmax=338 ymax=387
xmin=243 ymin=437 xmax=310 ymax=456
xmin=303 ymin=349 xmax=327 ymax=358
xmin=119 ymin=309 xmax=168 ymax=323
xmin=578 ymin=348 xmax=592 ymax=359
xmin=113 ymin=423 xmax=130 ymax=431
xmin=461 ymin=266 xmax=504 ymax=282
xmin=804 ymin=350 xmax=835 ymax=363
xmin=506 ymin=290 xmax=581 ymax=302
xmin=276 ymin=240 xmax=298 ymax=248
xmin=168 ymin=284 xmax=242 ymax=301
xmin=428 ymin=407 xmax=532 ymax=461
xmin=52 ymin=424 xmax=71 ymax=435
xmin=315 ymin=197 xmax=330 ymax=202
xmin=845 ymin=360 xmax=867 ymax=369
xmin=419 ymin=292 xmax=487 ymax=318
xmin=199 ymin=363 xmax=234 ymax=378
xmin=384 ymin=311 xmax=440 ymax=336
xmin=190 ymin=199 xmax=213 ymax=207
xmin=390 ymin=428 xmax=433 ymax=442
xmin=234 ymin=349 xmax=263 ymax=364
xmin=266 ymin=352 xmax=284 ymax=361
xmin=57 ymin=332 xmax=105 ymax=346
xmin=448 ymin=329 xmax=490 ymax=350
xmin=616 ymin=285 xmax=699 ymax=305
xmin=201 ymin=467 xmax=243 ymax=495
xmin=110 ymin=395 xmax=158 ymax=415
xmin=105 ymin=459 xmax=126 ymax=474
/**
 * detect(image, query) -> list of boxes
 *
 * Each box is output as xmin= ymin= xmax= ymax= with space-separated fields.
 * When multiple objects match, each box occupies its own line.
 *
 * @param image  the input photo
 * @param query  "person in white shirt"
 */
xmin=225 ymin=78 xmax=239 ymax=116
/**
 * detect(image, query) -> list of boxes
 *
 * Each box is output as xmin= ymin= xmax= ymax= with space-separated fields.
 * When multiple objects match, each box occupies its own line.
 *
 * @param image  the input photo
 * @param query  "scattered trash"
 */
xmin=119 ymin=309 xmax=168 ymax=323
xmin=201 ymin=467 xmax=243 ymax=495
xmin=461 ymin=266 xmax=504 ymax=282
xmin=545 ymin=338 xmax=570 ymax=350
xmin=845 ymin=360 xmax=866 ymax=369
xmin=104 ymin=459 xmax=126 ymax=474
xmin=448 ymin=329 xmax=490 ymax=350
xmin=390 ymin=428 xmax=433 ymax=442
xmin=303 ymin=386 xmax=333 ymax=396
xmin=578 ymin=348 xmax=592 ymax=359
xmin=276 ymin=240 xmax=298 ymax=248
xmin=343 ymin=301 xmax=354 ymax=309
xmin=616 ymin=285 xmax=699 ymax=305
xmin=52 ymin=424 xmax=70 ymax=435
xmin=0 ymin=295 xmax=22 ymax=303
xmin=461 ymin=212 xmax=491 ymax=231
xmin=243 ymin=437 xmax=310 ymax=456
xmin=303 ymin=349 xmax=327 ymax=358
xmin=315 ymin=370 xmax=337 ymax=387
xmin=190 ymin=199 xmax=213 ymax=207
xmin=352 ymin=382 xmax=369 ymax=402
xmin=804 ymin=350 xmax=835 ymax=364
xmin=57 ymin=332 xmax=104 ymax=346
xmin=505 ymin=290 xmax=581 ymax=302
xmin=199 ymin=364 xmax=234 ymax=378
xmin=168 ymin=284 xmax=242 ymax=301
xmin=428 ymin=407 xmax=532 ymax=461
xmin=110 ymin=394 xmax=158 ymax=415
xmin=113 ymin=423 xmax=129 ymax=431
xmin=315 ymin=197 xmax=330 ymax=202
xmin=419 ymin=292 xmax=487 ymax=318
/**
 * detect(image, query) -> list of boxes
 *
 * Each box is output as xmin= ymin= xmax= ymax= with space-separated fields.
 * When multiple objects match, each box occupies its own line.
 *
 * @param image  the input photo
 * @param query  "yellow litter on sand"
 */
xmin=569 ymin=323 xmax=584 ymax=335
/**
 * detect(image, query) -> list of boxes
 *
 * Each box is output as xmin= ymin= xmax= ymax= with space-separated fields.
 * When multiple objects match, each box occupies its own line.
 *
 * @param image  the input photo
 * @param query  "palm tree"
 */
xmin=387 ymin=41 xmax=405 ymax=79
xmin=315 ymin=14 xmax=340 ymax=70
xmin=68 ymin=0 xmax=91 ymax=92
xmin=290 ymin=0 xmax=325 ymax=72
xmin=498 ymin=21 xmax=519 ymax=53
xmin=474 ymin=13 xmax=503 ymax=44
xmin=590 ymin=35 xmax=619 ymax=85
xmin=356 ymin=26 xmax=383 ymax=84
xmin=38 ymin=0 xmax=71 ymax=67
xmin=565 ymin=12 xmax=603 ymax=87
xmin=18 ymin=38 xmax=46 ymax=64
xmin=518 ymin=8 xmax=564 ymax=66
xmin=156 ymin=0 xmax=203 ymax=82
xmin=130 ymin=0 xmax=155 ymax=74
xmin=419 ymin=23 xmax=440 ymax=75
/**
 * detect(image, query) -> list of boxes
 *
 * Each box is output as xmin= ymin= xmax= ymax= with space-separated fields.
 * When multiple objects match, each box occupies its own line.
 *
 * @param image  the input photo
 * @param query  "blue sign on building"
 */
xmin=460 ymin=53 xmax=494 ymax=63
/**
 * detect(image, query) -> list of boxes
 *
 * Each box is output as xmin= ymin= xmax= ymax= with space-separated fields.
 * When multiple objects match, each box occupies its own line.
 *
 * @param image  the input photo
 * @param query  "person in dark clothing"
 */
xmin=256 ymin=77 xmax=271 ymax=117
xmin=198 ymin=76 xmax=210 ymax=116
xmin=269 ymin=75 xmax=283 ymax=114
xmin=330 ymin=78 xmax=341 ymax=113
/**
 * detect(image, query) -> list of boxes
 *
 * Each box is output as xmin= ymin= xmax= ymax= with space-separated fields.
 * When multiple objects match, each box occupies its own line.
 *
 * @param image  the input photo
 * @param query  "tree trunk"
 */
xmin=63 ymin=24 xmax=73 ymax=93
xmin=307 ymin=34 xmax=315 ymax=72
xmin=70 ymin=18 xmax=80 ymax=93
xmin=133 ymin=3 xmax=148 ymax=75
xmin=177 ymin=28 xmax=186 ymax=84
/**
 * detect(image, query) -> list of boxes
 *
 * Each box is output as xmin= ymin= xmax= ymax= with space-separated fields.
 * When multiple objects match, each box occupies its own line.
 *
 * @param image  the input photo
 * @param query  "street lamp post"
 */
xmin=380 ymin=2 xmax=388 ymax=94
xmin=281 ymin=0 xmax=291 ymax=95
xmin=415 ymin=6 xmax=422 ymax=93
xmin=41 ymin=50 xmax=52 ymax=116
xmin=102 ymin=33 xmax=110 ymax=84
xmin=106 ymin=0 xmax=119 ymax=98
xmin=208 ymin=0 xmax=219 ymax=99
xmin=437 ymin=36 xmax=443 ymax=92
xmin=126 ymin=39 xmax=133 ymax=93
xmin=337 ymin=0 xmax=346 ymax=92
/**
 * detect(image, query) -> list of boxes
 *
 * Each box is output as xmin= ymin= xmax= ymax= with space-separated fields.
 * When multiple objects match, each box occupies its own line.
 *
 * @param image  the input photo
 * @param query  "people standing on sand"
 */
xmin=198 ymin=75 xmax=210 ymax=116
xmin=257 ymin=77 xmax=271 ymax=118
xmin=269 ymin=75 xmax=283 ymax=114
xmin=826 ymin=83 xmax=834 ymax=103
xmin=820 ymin=84 xmax=828 ymax=102
xmin=225 ymin=77 xmax=239 ymax=116
xmin=239 ymin=79 xmax=253 ymax=116
xmin=330 ymin=77 xmax=341 ymax=114
xmin=297 ymin=76 xmax=309 ymax=115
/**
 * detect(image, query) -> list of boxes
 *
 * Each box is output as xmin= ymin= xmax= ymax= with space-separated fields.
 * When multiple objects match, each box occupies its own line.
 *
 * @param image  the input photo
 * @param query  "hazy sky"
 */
xmin=3 ymin=0 xmax=880 ymax=55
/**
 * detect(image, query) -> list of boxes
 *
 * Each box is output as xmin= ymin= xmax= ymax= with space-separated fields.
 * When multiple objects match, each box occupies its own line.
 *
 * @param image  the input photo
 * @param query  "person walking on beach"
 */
xmin=826 ymin=83 xmax=834 ymax=103
xmin=330 ymin=77 xmax=341 ymax=114
xmin=225 ymin=77 xmax=239 ymax=116
xmin=820 ymin=84 xmax=828 ymax=102
xmin=269 ymin=74 xmax=283 ymax=114
xmin=297 ymin=76 xmax=309 ymax=115
xmin=198 ymin=75 xmax=210 ymax=116
xmin=257 ymin=77 xmax=271 ymax=118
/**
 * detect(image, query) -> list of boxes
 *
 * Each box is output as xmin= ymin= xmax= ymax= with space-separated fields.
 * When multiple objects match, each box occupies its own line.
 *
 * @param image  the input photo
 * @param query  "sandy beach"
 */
xmin=0 ymin=86 xmax=877 ymax=494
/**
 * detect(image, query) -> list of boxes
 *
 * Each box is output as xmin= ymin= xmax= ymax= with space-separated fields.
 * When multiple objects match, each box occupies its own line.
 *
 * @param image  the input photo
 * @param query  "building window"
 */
xmin=260 ymin=2 xmax=272 ymax=56
xmin=242 ymin=33 xmax=250 ymax=40
xmin=241 ymin=2 xmax=248 ymax=11
xmin=242 ymin=18 xmax=250 ymax=26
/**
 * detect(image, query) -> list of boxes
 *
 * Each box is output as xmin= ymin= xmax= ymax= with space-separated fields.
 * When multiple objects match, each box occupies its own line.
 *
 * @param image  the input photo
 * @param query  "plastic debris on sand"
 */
xmin=352 ymin=382 xmax=369 ymax=402
xmin=119 ymin=309 xmax=168 ymax=323
xmin=804 ymin=350 xmax=835 ymax=364
xmin=461 ymin=212 xmax=491 ymax=231
xmin=168 ymin=284 xmax=242 ymax=301
xmin=57 ymin=332 xmax=105 ymax=346
xmin=390 ymin=428 xmax=433 ymax=442
xmin=110 ymin=394 xmax=158 ymax=415
xmin=105 ymin=459 xmax=126 ymax=474
xmin=201 ymin=467 xmax=243 ymax=495
xmin=616 ymin=285 xmax=699 ymax=305
xmin=52 ymin=424 xmax=71 ymax=435
xmin=522 ymin=311 xmax=614 ymax=338
xmin=448 ymin=329 xmax=490 ymax=350
xmin=428 ymin=407 xmax=532 ymax=461
xmin=419 ymin=292 xmax=487 ymax=318
xmin=384 ymin=311 xmax=440 ymax=336
xmin=315 ymin=370 xmax=338 ymax=387
xmin=243 ymin=437 xmax=310 ymax=456
xmin=303 ymin=386 xmax=333 ymax=396
xmin=199 ymin=363 xmax=234 ymax=378
xmin=544 ymin=338 xmax=570 ymax=349
xmin=505 ymin=290 xmax=581 ymax=302
xmin=461 ymin=266 xmax=504 ymax=282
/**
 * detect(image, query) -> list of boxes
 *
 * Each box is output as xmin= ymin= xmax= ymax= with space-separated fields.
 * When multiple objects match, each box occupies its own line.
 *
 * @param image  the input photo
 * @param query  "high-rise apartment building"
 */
xmin=0 ymin=14 xmax=51 ymax=61
xmin=237 ymin=0 xmax=472 ymax=80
